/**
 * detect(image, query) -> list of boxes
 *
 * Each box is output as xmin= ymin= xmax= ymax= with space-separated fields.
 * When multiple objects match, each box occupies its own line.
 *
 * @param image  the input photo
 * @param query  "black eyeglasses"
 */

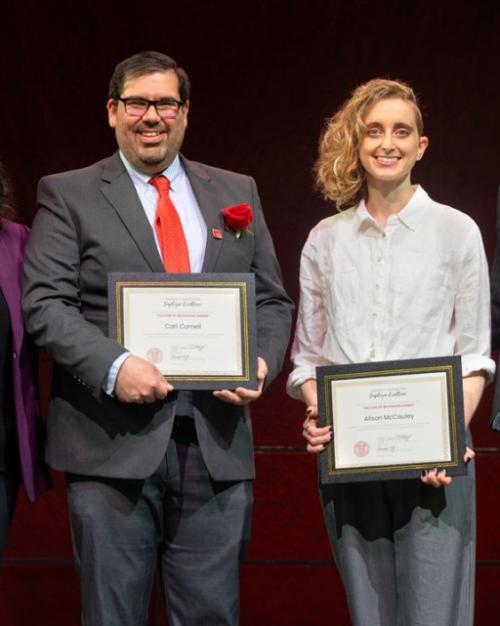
xmin=117 ymin=97 xmax=185 ymax=118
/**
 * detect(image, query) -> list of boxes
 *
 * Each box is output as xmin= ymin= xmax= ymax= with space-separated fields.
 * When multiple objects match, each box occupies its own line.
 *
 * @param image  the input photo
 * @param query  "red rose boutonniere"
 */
xmin=221 ymin=203 xmax=253 ymax=239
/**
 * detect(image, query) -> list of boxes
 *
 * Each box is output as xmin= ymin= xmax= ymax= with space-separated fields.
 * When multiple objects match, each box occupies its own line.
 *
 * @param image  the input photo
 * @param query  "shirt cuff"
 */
xmin=461 ymin=354 xmax=496 ymax=383
xmin=286 ymin=365 xmax=318 ymax=400
xmin=103 ymin=352 xmax=131 ymax=396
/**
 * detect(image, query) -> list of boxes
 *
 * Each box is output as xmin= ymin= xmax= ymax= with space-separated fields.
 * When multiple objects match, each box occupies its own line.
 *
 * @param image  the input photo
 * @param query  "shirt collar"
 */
xmin=119 ymin=152 xmax=183 ymax=190
xmin=355 ymin=185 xmax=427 ymax=232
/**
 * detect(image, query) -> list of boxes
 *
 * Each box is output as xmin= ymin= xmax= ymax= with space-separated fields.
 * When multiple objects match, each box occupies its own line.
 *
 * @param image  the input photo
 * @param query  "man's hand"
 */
xmin=213 ymin=357 xmax=268 ymax=405
xmin=114 ymin=355 xmax=173 ymax=403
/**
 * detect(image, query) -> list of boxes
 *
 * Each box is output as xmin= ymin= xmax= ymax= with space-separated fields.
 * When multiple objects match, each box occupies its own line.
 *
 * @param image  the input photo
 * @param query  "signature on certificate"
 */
xmin=376 ymin=434 xmax=413 ymax=454
xmin=171 ymin=344 xmax=207 ymax=362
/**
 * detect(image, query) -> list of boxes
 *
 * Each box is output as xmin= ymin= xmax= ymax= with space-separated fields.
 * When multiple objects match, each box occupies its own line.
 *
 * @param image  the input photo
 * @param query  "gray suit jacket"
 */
xmin=23 ymin=153 xmax=293 ymax=480
xmin=490 ymin=185 xmax=500 ymax=430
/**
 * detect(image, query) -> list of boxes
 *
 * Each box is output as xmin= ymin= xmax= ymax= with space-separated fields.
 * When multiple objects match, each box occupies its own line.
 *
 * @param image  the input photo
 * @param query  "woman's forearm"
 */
xmin=463 ymin=373 xmax=486 ymax=428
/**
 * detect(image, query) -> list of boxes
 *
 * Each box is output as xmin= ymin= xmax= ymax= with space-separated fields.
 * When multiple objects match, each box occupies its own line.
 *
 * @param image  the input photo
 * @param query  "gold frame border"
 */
xmin=114 ymin=280 xmax=251 ymax=382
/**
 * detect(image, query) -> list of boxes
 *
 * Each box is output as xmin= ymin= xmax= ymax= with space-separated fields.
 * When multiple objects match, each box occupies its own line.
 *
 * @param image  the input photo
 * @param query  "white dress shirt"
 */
xmin=287 ymin=186 xmax=495 ymax=398
xmin=121 ymin=152 xmax=207 ymax=271
xmin=105 ymin=153 xmax=207 ymax=394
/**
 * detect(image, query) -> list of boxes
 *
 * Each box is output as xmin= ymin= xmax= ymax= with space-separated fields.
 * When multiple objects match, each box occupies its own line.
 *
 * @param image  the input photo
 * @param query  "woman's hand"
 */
xmin=302 ymin=405 xmax=332 ymax=454
xmin=420 ymin=446 xmax=475 ymax=488
xmin=421 ymin=371 xmax=483 ymax=488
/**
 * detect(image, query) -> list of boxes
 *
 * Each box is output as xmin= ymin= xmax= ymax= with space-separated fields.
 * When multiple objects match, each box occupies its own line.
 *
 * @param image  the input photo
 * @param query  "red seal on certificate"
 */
xmin=146 ymin=347 xmax=163 ymax=364
xmin=353 ymin=441 xmax=370 ymax=457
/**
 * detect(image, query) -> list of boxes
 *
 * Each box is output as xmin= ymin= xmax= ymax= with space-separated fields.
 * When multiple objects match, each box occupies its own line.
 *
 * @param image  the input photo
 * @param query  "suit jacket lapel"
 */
xmin=181 ymin=156 xmax=225 ymax=272
xmin=100 ymin=153 xmax=164 ymax=272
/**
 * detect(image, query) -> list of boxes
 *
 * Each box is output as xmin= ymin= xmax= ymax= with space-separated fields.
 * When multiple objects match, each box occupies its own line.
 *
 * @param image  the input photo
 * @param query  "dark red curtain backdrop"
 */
xmin=0 ymin=1 xmax=499 ymax=624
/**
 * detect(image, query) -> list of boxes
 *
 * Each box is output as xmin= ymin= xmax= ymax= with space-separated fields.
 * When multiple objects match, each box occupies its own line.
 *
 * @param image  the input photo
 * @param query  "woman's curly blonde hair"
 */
xmin=314 ymin=78 xmax=424 ymax=210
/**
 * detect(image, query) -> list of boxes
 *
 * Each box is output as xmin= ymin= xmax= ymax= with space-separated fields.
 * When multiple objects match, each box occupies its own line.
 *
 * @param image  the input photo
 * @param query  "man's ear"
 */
xmin=106 ymin=99 xmax=118 ymax=129
xmin=182 ymin=99 xmax=190 ymax=128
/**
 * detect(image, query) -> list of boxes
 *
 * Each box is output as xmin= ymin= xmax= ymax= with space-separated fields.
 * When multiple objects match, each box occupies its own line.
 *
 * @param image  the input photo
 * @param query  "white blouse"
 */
xmin=287 ymin=186 xmax=495 ymax=398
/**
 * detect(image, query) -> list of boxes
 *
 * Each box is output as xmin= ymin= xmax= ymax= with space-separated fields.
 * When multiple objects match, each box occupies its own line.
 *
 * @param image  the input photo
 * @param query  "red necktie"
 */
xmin=148 ymin=175 xmax=191 ymax=273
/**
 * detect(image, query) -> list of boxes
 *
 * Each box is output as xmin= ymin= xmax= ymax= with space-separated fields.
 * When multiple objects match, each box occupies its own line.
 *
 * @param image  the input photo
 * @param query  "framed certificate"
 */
xmin=317 ymin=356 xmax=466 ymax=483
xmin=108 ymin=273 xmax=257 ymax=390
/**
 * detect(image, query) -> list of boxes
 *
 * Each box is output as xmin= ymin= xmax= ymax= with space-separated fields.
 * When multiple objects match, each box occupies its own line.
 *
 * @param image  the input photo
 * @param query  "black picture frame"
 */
xmin=317 ymin=356 xmax=466 ymax=484
xmin=108 ymin=272 xmax=257 ymax=390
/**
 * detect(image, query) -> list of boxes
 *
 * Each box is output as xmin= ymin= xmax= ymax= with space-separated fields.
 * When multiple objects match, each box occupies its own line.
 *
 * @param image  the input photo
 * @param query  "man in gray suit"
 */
xmin=23 ymin=51 xmax=293 ymax=626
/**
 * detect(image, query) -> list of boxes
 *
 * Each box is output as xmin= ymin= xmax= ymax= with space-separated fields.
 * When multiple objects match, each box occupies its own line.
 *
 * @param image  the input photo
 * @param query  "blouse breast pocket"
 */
xmin=391 ymin=251 xmax=453 ymax=325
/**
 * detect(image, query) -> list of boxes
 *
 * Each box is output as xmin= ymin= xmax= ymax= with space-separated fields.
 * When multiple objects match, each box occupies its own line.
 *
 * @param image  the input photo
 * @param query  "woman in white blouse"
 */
xmin=287 ymin=79 xmax=493 ymax=626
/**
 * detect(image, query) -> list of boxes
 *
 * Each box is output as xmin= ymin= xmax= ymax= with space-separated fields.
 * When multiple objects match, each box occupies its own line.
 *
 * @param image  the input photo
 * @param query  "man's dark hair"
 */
xmin=0 ymin=161 xmax=15 ymax=224
xmin=108 ymin=51 xmax=190 ymax=103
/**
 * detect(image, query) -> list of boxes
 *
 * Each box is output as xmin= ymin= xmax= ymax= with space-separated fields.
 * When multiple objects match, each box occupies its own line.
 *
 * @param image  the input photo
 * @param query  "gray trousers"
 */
xmin=320 ymin=461 xmax=475 ymax=626
xmin=66 ymin=417 xmax=253 ymax=626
